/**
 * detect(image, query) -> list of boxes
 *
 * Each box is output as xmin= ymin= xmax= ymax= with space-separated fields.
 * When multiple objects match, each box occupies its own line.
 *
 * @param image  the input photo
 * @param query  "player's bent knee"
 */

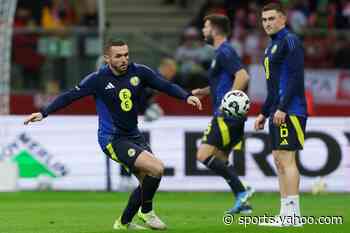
xmin=135 ymin=151 xmax=163 ymax=177
xmin=196 ymin=147 xmax=212 ymax=162
xmin=150 ymin=161 xmax=164 ymax=177
xmin=157 ymin=163 xmax=165 ymax=177
xmin=146 ymin=157 xmax=164 ymax=177
xmin=196 ymin=151 xmax=209 ymax=162
xmin=196 ymin=144 xmax=216 ymax=162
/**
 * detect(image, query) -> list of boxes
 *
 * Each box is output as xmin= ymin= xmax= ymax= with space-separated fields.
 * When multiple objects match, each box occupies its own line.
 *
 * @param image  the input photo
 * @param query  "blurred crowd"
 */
xmin=15 ymin=0 xmax=98 ymax=29
xmin=12 ymin=0 xmax=98 ymax=92
xmin=190 ymin=0 xmax=350 ymax=31
xmin=10 ymin=0 xmax=350 ymax=94
xmin=169 ymin=0 xmax=350 ymax=91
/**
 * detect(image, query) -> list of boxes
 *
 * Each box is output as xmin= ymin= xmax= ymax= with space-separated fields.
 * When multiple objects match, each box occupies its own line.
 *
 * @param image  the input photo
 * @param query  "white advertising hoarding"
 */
xmin=0 ymin=116 xmax=349 ymax=192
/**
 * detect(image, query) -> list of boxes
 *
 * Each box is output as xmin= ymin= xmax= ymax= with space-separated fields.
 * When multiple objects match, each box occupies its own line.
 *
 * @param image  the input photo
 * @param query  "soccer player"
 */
xmin=254 ymin=3 xmax=307 ymax=227
xmin=24 ymin=40 xmax=202 ymax=230
xmin=191 ymin=14 xmax=254 ymax=214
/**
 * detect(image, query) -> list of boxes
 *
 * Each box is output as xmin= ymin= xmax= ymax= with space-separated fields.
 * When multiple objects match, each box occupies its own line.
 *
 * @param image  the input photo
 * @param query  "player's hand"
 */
xmin=191 ymin=88 xmax=207 ymax=99
xmin=187 ymin=95 xmax=202 ymax=110
xmin=24 ymin=112 xmax=44 ymax=125
xmin=254 ymin=114 xmax=266 ymax=131
xmin=273 ymin=110 xmax=286 ymax=127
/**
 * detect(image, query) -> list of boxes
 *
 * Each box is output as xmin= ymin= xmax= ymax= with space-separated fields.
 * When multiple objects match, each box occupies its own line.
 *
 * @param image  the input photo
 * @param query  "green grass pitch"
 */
xmin=0 ymin=191 xmax=348 ymax=233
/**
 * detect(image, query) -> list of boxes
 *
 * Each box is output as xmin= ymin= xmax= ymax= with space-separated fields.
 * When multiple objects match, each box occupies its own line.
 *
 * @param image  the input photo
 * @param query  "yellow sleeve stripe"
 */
xmin=217 ymin=117 xmax=230 ymax=147
xmin=289 ymin=115 xmax=304 ymax=146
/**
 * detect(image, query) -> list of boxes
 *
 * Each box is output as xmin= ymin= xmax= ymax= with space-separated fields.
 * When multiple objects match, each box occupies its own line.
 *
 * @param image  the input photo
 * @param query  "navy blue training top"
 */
xmin=40 ymin=63 xmax=190 ymax=149
xmin=261 ymin=27 xmax=307 ymax=117
xmin=208 ymin=41 xmax=243 ymax=117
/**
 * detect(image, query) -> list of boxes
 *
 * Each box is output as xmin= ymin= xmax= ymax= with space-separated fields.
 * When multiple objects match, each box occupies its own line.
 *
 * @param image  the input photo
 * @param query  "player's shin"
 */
xmin=203 ymin=155 xmax=245 ymax=195
xmin=278 ymin=174 xmax=288 ymax=216
xmin=121 ymin=186 xmax=142 ymax=224
xmin=141 ymin=175 xmax=161 ymax=213
xmin=285 ymin=167 xmax=301 ymax=217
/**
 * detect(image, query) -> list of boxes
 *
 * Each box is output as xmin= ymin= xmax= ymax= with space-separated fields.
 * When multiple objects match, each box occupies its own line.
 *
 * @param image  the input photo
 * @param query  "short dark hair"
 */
xmin=262 ymin=2 xmax=286 ymax=15
xmin=103 ymin=39 xmax=127 ymax=54
xmin=203 ymin=14 xmax=231 ymax=36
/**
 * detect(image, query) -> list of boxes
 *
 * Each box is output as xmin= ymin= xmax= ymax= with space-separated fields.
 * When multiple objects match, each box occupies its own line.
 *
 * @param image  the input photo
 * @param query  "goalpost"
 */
xmin=0 ymin=0 xmax=17 ymax=115
xmin=0 ymin=0 xmax=17 ymax=153
xmin=0 ymin=0 xmax=18 ymax=191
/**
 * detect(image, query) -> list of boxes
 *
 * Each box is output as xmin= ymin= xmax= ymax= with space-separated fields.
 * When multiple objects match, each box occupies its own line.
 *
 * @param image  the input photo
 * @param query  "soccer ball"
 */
xmin=221 ymin=90 xmax=250 ymax=118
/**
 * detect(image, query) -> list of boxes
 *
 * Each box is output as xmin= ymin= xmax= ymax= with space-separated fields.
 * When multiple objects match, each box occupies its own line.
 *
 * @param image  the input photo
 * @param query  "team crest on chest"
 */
xmin=130 ymin=76 xmax=140 ymax=86
xmin=128 ymin=148 xmax=136 ymax=157
xmin=271 ymin=44 xmax=278 ymax=54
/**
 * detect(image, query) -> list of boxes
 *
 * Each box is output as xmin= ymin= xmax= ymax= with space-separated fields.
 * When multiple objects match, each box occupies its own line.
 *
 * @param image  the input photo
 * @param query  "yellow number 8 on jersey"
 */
xmin=119 ymin=88 xmax=133 ymax=112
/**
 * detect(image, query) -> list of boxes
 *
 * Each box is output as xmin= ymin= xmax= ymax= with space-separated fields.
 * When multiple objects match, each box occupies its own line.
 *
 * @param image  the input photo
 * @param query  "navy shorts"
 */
xmin=269 ymin=115 xmax=307 ymax=151
xmin=103 ymin=133 xmax=152 ymax=173
xmin=201 ymin=116 xmax=245 ymax=154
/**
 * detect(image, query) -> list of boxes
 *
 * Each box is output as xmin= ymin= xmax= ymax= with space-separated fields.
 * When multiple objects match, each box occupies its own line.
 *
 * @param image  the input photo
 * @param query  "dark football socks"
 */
xmin=203 ymin=155 xmax=245 ymax=195
xmin=121 ymin=186 xmax=142 ymax=224
xmin=141 ymin=175 xmax=161 ymax=213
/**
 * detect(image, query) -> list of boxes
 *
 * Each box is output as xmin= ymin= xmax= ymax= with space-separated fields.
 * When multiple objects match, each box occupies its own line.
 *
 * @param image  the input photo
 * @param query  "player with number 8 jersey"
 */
xmin=24 ymin=39 xmax=202 ymax=230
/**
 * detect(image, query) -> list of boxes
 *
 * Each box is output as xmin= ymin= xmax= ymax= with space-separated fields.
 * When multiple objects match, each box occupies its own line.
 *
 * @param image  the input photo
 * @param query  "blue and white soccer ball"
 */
xmin=221 ymin=90 xmax=250 ymax=118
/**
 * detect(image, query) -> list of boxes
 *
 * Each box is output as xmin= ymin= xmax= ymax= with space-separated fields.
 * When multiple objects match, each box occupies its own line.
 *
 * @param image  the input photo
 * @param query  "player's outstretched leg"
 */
xmin=197 ymin=144 xmax=254 ymax=214
xmin=113 ymin=186 xmax=147 ymax=230
xmin=135 ymin=151 xmax=167 ymax=230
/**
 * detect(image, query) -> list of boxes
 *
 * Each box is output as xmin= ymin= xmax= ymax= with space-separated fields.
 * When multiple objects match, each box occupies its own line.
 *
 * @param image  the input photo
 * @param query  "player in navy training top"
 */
xmin=191 ymin=14 xmax=254 ymax=215
xmin=24 ymin=40 xmax=202 ymax=230
xmin=254 ymin=3 xmax=307 ymax=227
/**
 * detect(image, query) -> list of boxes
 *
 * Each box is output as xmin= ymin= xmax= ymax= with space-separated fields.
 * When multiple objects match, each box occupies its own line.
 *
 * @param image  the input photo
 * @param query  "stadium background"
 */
xmin=0 ymin=0 xmax=349 ymax=232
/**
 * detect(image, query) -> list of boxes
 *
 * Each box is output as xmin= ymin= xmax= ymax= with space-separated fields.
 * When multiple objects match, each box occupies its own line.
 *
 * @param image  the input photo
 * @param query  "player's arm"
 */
xmin=192 ymin=86 xmax=210 ymax=99
xmin=260 ymin=83 xmax=274 ymax=118
xmin=233 ymin=68 xmax=250 ymax=91
xmin=255 ymin=60 xmax=274 ymax=130
xmin=141 ymin=65 xmax=202 ymax=110
xmin=277 ymin=38 xmax=304 ymax=112
xmin=24 ymin=73 xmax=97 ymax=125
